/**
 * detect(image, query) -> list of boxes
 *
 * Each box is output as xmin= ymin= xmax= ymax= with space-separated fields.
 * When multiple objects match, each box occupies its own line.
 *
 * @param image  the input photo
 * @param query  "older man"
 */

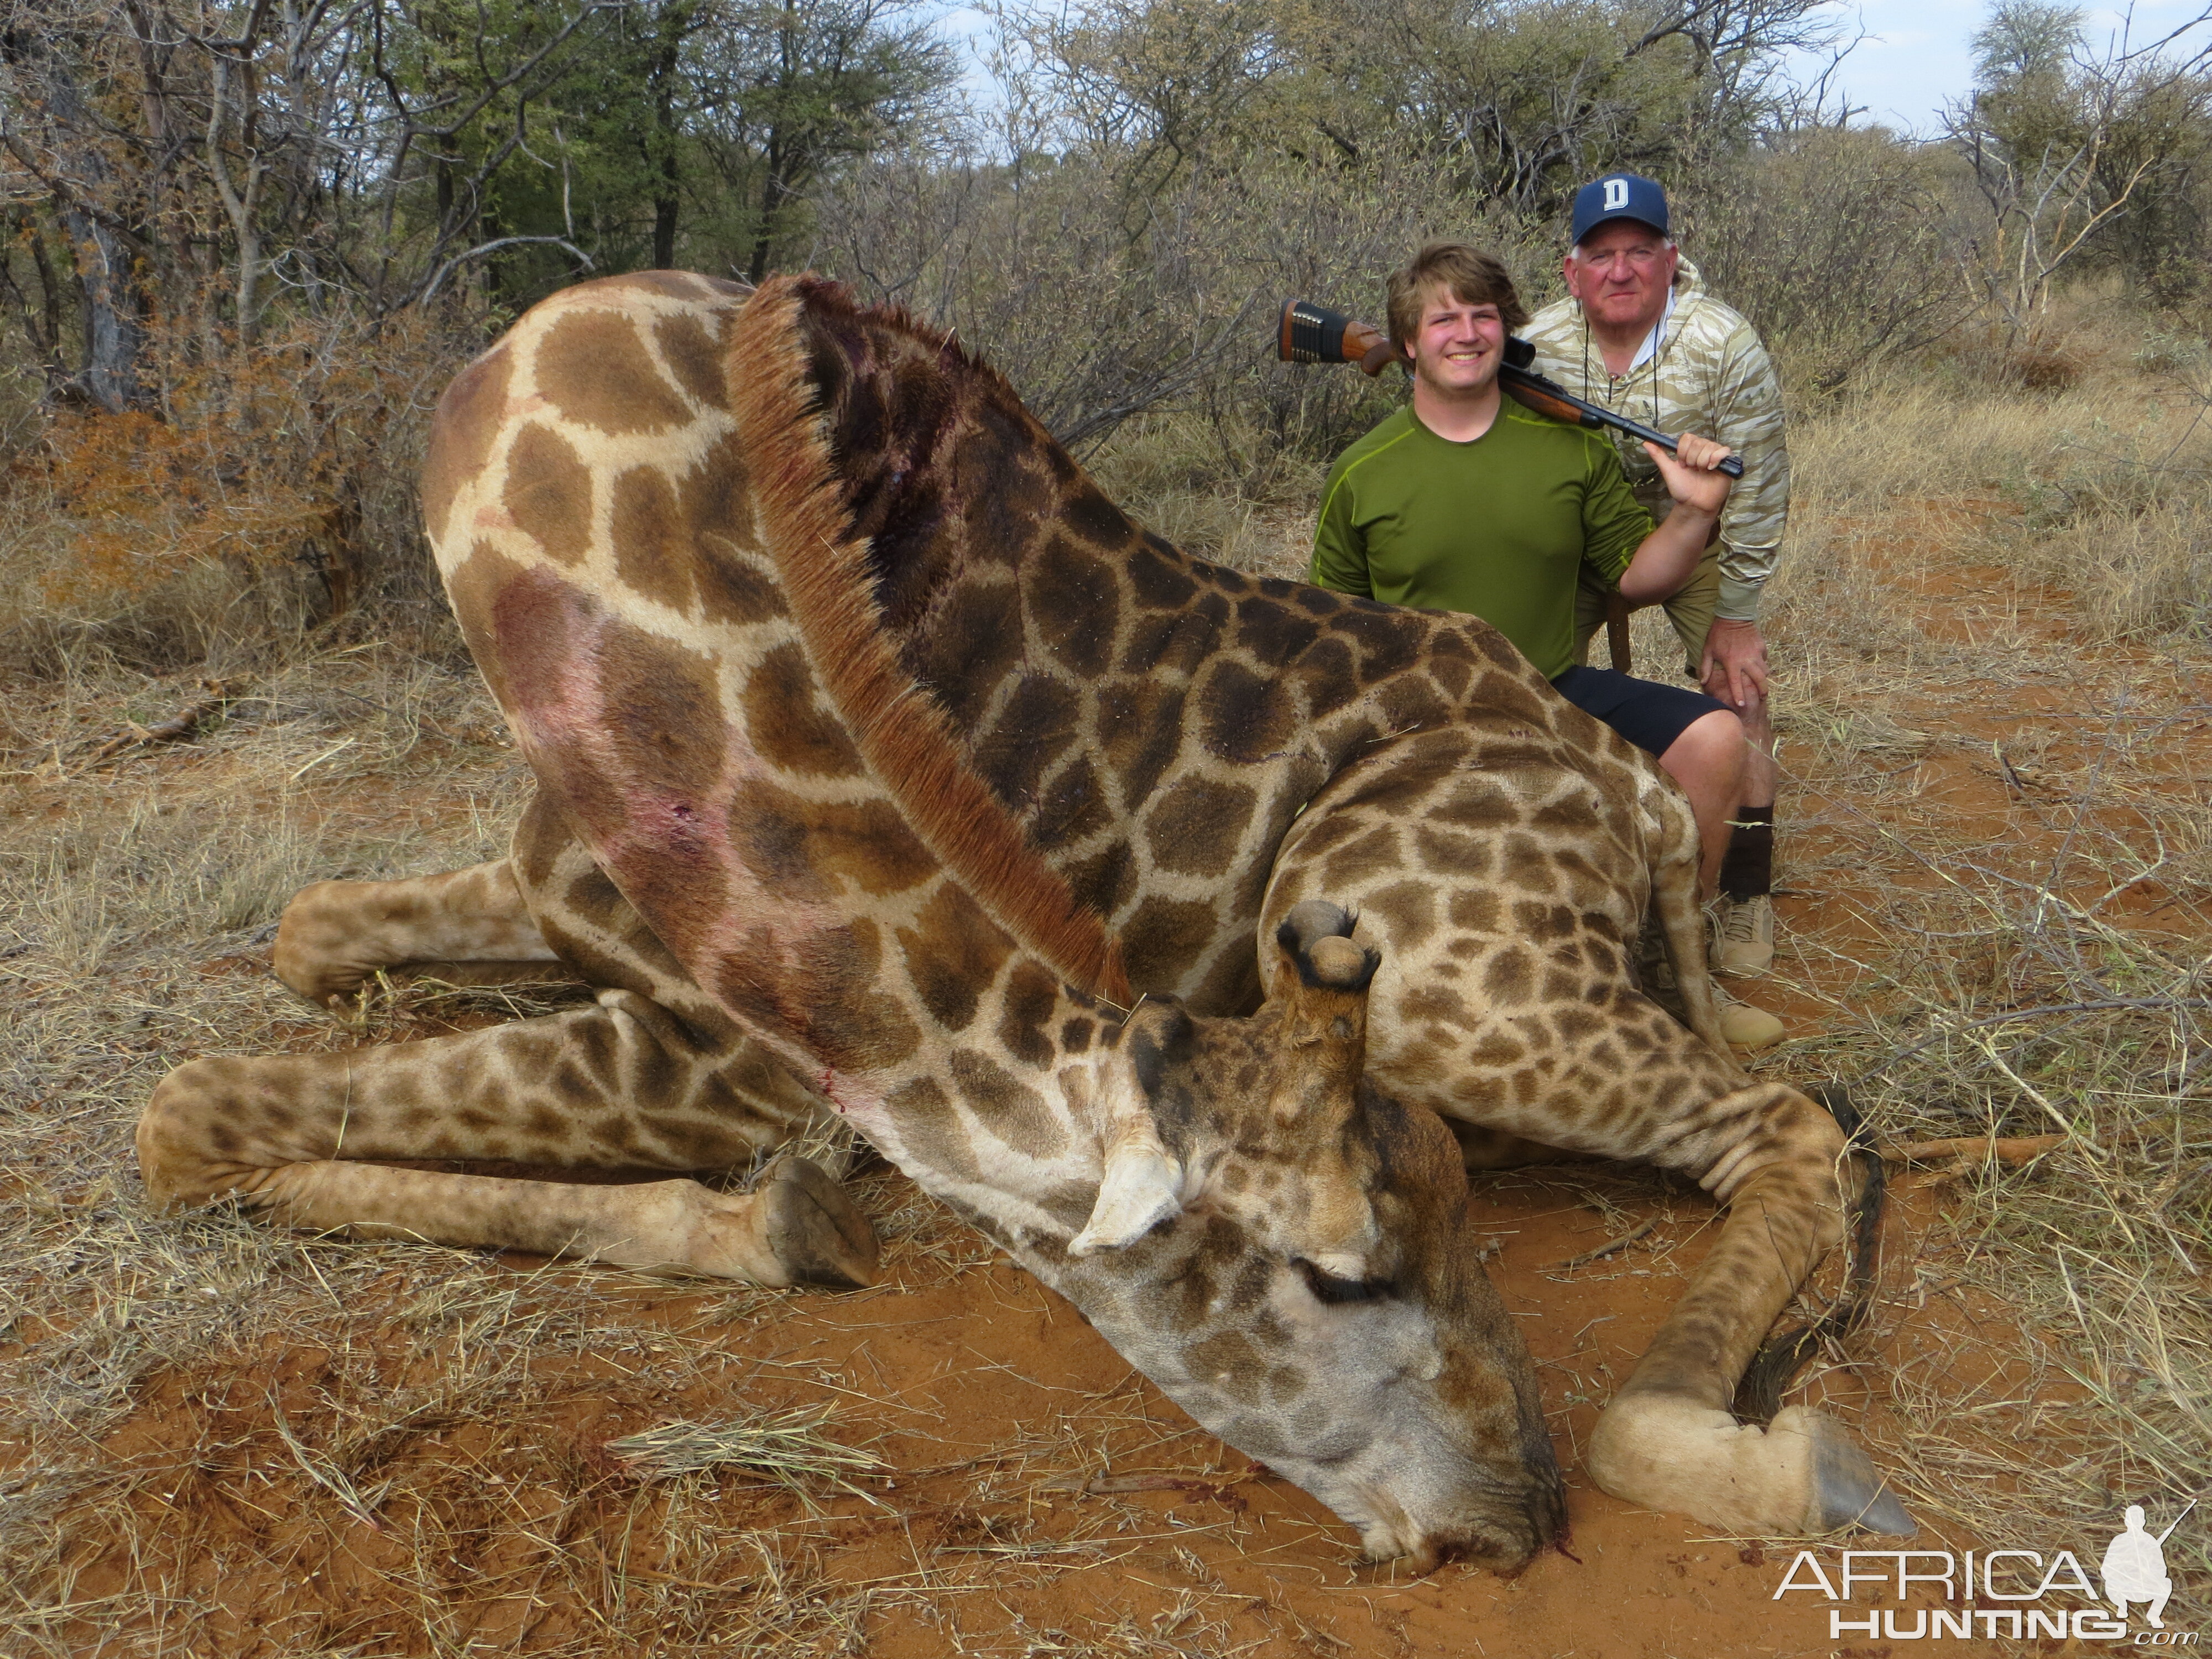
xmin=1523 ymin=174 xmax=1790 ymax=982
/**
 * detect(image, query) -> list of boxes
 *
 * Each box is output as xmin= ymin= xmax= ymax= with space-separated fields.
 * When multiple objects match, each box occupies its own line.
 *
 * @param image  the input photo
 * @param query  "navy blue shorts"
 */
xmin=1550 ymin=666 xmax=1727 ymax=759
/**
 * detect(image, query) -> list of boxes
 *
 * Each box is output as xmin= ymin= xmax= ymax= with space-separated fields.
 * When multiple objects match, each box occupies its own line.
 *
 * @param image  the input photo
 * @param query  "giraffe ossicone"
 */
xmin=139 ymin=268 xmax=1911 ymax=1563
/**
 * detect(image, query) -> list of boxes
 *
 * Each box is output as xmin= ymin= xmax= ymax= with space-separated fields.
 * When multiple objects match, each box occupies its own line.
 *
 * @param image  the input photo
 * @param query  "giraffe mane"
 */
xmin=728 ymin=274 xmax=1134 ymax=1008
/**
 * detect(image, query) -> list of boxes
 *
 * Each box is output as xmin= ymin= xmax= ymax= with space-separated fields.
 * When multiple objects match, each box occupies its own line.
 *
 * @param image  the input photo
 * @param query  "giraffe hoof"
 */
xmin=1790 ymin=1407 xmax=1916 ymax=1536
xmin=760 ymin=1156 xmax=879 ymax=1290
xmin=1588 ymin=1397 xmax=1914 ymax=1537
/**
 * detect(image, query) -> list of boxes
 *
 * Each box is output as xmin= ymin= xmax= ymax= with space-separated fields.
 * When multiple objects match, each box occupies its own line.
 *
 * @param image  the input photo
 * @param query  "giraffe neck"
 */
xmin=788 ymin=280 xmax=1558 ymax=1008
xmin=432 ymin=272 xmax=1140 ymax=1249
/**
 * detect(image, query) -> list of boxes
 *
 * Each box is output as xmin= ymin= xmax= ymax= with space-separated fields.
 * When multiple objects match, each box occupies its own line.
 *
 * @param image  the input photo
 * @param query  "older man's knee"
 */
xmin=1662 ymin=708 xmax=1746 ymax=785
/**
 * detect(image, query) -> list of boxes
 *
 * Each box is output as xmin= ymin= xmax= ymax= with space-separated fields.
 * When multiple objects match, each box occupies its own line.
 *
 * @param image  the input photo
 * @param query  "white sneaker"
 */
xmin=1713 ymin=892 xmax=1775 ymax=977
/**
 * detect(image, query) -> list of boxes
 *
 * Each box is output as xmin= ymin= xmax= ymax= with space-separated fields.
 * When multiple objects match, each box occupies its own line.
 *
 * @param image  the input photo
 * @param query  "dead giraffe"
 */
xmin=140 ymin=269 xmax=1909 ymax=1552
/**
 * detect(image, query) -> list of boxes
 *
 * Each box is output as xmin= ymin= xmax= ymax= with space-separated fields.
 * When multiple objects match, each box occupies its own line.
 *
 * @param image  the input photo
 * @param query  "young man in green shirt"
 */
xmin=1310 ymin=242 xmax=1782 ymax=1049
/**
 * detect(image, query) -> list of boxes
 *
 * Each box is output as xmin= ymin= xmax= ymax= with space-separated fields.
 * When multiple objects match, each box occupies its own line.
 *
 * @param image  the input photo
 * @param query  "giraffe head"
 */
xmin=1046 ymin=901 xmax=1567 ymax=1568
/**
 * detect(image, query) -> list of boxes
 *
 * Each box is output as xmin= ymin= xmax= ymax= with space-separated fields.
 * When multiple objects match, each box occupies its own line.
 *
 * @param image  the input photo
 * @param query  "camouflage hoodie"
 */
xmin=1522 ymin=258 xmax=1788 ymax=622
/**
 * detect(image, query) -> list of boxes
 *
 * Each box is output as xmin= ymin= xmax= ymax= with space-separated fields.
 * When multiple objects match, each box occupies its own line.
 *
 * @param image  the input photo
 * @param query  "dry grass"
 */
xmin=1733 ymin=300 xmax=2212 ymax=1580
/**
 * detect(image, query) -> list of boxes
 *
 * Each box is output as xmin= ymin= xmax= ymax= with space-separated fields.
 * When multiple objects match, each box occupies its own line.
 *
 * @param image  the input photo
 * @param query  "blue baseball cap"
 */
xmin=1571 ymin=174 xmax=1670 ymax=245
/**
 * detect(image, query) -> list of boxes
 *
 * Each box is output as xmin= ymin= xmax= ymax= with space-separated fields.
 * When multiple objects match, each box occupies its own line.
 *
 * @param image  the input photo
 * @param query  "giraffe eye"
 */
xmin=1296 ymin=1259 xmax=1394 ymax=1305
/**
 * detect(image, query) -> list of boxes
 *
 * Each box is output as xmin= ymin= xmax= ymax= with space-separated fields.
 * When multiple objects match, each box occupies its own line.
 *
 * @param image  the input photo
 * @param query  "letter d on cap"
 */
xmin=1603 ymin=178 xmax=1630 ymax=211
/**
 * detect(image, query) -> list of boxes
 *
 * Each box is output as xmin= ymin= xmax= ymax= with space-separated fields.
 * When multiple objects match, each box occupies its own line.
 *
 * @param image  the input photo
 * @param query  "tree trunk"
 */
xmin=2 ymin=25 xmax=148 ymax=410
xmin=650 ymin=5 xmax=686 ymax=269
xmin=58 ymin=197 xmax=145 ymax=413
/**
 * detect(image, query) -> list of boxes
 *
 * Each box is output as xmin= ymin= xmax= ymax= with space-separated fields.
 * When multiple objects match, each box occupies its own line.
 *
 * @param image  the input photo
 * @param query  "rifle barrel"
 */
xmin=1500 ymin=364 xmax=1744 ymax=479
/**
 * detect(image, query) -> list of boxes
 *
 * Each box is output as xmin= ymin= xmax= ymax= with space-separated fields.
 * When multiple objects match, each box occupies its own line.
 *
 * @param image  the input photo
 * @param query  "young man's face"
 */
xmin=1407 ymin=284 xmax=1506 ymax=399
xmin=1562 ymin=220 xmax=1678 ymax=334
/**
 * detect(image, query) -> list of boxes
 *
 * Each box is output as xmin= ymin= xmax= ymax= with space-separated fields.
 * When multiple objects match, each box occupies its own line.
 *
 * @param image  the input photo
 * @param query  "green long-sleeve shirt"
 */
xmin=1307 ymin=401 xmax=1653 ymax=679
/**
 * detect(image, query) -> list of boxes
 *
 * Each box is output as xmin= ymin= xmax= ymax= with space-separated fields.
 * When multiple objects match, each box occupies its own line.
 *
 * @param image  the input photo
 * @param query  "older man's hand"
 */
xmin=1699 ymin=617 xmax=1768 ymax=712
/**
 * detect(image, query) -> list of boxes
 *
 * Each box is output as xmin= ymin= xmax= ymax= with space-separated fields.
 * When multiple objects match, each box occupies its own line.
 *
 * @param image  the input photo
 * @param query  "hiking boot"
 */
xmin=1637 ymin=929 xmax=1784 ymax=1051
xmin=1713 ymin=891 xmax=1775 ymax=977
xmin=1716 ymin=983 xmax=1785 ymax=1052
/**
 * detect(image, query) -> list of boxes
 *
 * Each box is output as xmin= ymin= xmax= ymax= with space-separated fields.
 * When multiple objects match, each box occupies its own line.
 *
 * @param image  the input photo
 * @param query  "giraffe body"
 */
xmin=140 ymin=270 xmax=1910 ymax=1557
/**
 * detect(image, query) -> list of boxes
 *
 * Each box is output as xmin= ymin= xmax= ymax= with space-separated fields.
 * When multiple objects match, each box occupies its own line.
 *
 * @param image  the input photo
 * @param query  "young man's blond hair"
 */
xmin=1384 ymin=243 xmax=1530 ymax=353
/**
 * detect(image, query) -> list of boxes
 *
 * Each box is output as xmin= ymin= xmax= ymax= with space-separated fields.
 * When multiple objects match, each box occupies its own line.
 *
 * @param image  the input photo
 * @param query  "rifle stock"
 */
xmin=1277 ymin=297 xmax=1743 ymax=480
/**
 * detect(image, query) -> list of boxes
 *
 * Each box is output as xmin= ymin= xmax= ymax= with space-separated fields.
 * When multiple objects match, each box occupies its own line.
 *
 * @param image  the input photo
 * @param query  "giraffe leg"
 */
xmin=137 ymin=988 xmax=878 ymax=1287
xmin=1446 ymin=1123 xmax=1587 ymax=1170
xmin=1583 ymin=1079 xmax=1912 ymax=1535
xmin=273 ymin=861 xmax=567 ymax=1010
xmin=1650 ymin=783 xmax=1731 ymax=1054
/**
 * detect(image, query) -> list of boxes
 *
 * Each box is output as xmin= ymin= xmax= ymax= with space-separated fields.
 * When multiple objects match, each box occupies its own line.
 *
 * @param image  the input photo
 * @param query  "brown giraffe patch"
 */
xmin=1028 ymin=757 xmax=1113 ymax=848
xmin=995 ymin=959 xmax=1061 ymax=1069
xmin=1197 ymin=660 xmax=1296 ymax=765
xmin=1063 ymin=842 xmax=1135 ymax=920
xmin=503 ymin=423 xmax=595 ymax=568
xmin=1027 ymin=539 xmax=1119 ymax=678
xmin=596 ymin=627 xmax=729 ymax=798
xmin=947 ymin=1048 xmax=1067 ymax=1160
xmin=1481 ymin=947 xmax=1536 ymax=1006
xmin=696 ymin=541 xmax=789 ymax=625
xmin=421 ymin=345 xmax=512 ymax=546
xmin=1413 ymin=823 xmax=1496 ymax=878
xmin=727 ymin=780 xmax=937 ymax=901
xmin=1120 ymin=896 xmax=1220 ymax=991
xmin=536 ymin=309 xmax=693 ymax=434
xmin=975 ymin=675 xmax=1084 ymax=806
xmin=917 ymin=582 xmax=1025 ymax=730
xmin=1230 ymin=588 xmax=1324 ymax=662
xmin=740 ymin=643 xmax=866 ymax=778
xmin=1098 ymin=682 xmax=1187 ymax=808
xmin=896 ymin=883 xmax=1016 ymax=1033
xmin=880 ymin=1076 xmax=983 ymax=1183
xmin=654 ymin=312 xmax=728 ymax=410
xmin=796 ymin=925 xmax=925 ymax=1070
xmin=609 ymin=465 xmax=695 ymax=613
xmin=682 ymin=432 xmax=757 ymax=550
xmin=1150 ymin=783 xmax=1256 ymax=885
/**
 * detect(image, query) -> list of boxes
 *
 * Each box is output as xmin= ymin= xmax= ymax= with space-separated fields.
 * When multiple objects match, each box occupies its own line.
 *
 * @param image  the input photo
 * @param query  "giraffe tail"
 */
xmin=1731 ymin=1085 xmax=1888 ymax=1426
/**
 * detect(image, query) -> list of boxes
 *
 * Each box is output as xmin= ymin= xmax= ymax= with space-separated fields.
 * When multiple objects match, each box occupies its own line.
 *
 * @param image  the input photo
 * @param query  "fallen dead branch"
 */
xmin=1550 ymin=1217 xmax=1659 ymax=1269
xmin=87 ymin=680 xmax=234 ymax=761
xmin=1881 ymin=1134 xmax=2069 ymax=1166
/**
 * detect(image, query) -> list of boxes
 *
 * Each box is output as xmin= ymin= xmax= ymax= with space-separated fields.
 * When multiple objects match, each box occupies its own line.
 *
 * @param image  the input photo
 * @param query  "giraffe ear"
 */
xmin=1067 ymin=1000 xmax=1194 ymax=1256
xmin=1067 ymin=1138 xmax=1184 ymax=1256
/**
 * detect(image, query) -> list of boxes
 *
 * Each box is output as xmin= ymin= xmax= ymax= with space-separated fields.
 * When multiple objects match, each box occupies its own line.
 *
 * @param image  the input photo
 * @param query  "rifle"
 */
xmin=1277 ymin=298 xmax=1741 ymax=675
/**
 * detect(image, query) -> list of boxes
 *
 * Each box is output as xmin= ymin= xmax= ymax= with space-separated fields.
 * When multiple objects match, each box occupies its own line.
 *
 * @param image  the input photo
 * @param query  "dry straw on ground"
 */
xmin=1 ymin=296 xmax=2206 ymax=1653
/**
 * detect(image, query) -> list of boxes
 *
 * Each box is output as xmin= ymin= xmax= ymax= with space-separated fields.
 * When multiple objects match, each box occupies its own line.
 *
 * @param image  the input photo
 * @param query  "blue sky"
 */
xmin=1806 ymin=0 xmax=2212 ymax=133
xmin=1799 ymin=0 xmax=1987 ymax=133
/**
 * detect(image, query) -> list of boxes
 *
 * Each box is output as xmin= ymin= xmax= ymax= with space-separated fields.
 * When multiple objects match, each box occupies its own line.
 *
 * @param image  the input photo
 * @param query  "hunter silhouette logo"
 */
xmin=2106 ymin=1501 xmax=2194 ymax=1629
xmin=1603 ymin=177 xmax=1631 ymax=212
